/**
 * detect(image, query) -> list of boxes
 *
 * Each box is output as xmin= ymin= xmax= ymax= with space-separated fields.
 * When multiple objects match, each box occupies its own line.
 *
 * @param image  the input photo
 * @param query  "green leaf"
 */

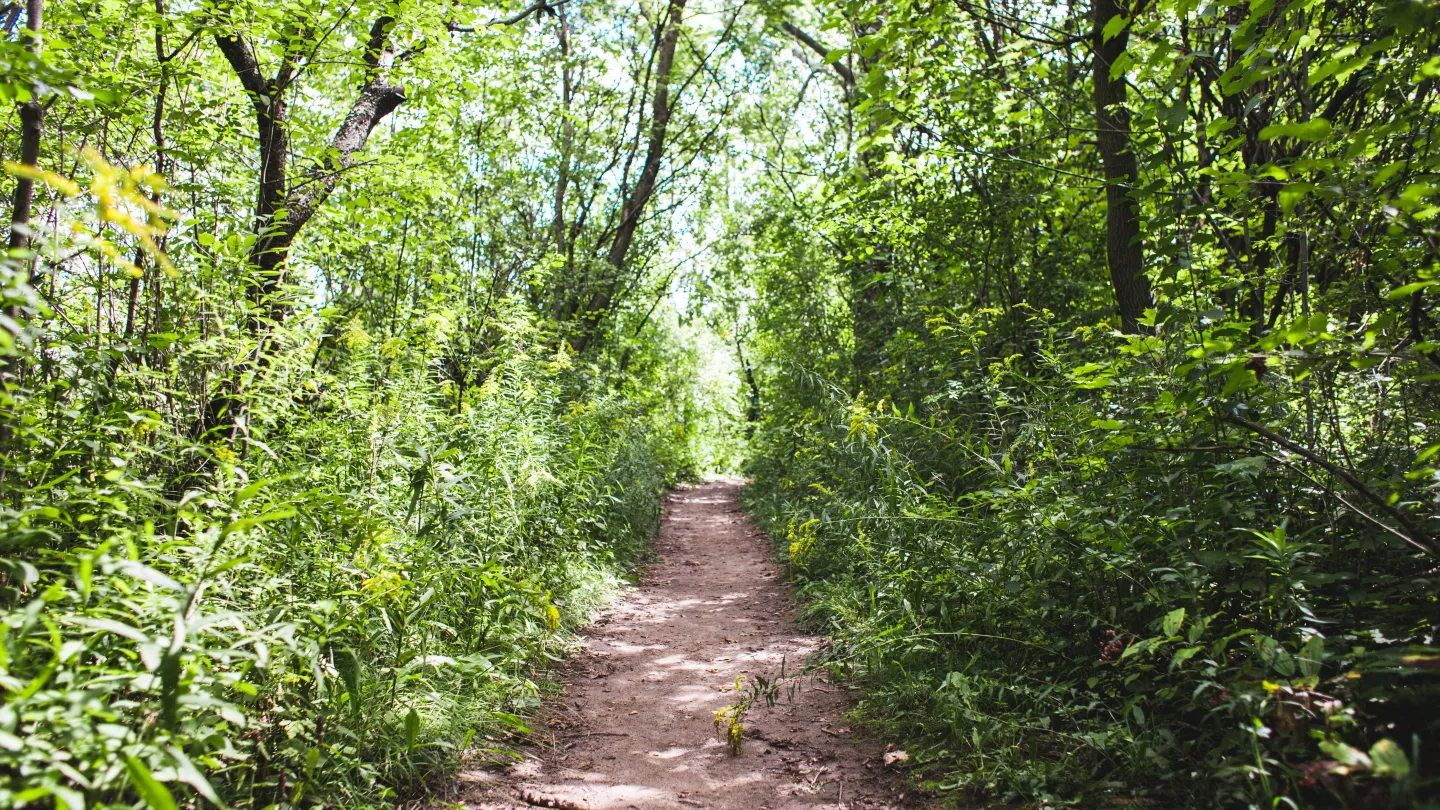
xmin=1298 ymin=636 xmax=1325 ymax=678
xmin=1163 ymin=607 xmax=1186 ymax=637
xmin=124 ymin=755 xmax=179 ymax=810
xmin=1205 ymin=118 xmax=1235 ymax=138
xmin=1258 ymin=118 xmax=1332 ymax=142
xmin=1102 ymin=14 xmax=1128 ymax=42
xmin=1170 ymin=646 xmax=1202 ymax=670
xmin=116 ymin=560 xmax=182 ymax=592
xmin=1369 ymin=738 xmax=1411 ymax=778
xmin=1273 ymin=647 xmax=1296 ymax=676
xmin=1319 ymin=740 xmax=1371 ymax=769
xmin=222 ymin=506 xmax=297 ymax=536
xmin=71 ymin=616 xmax=151 ymax=644
xmin=168 ymin=746 xmax=225 ymax=808
xmin=404 ymin=707 xmax=421 ymax=749
xmin=1279 ymin=182 xmax=1314 ymax=215
xmin=1385 ymin=280 xmax=1436 ymax=300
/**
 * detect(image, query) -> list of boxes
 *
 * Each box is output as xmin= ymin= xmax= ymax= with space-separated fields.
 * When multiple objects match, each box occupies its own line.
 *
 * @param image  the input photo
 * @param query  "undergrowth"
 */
xmin=745 ymin=308 xmax=1439 ymax=809
xmin=0 ymin=268 xmax=694 ymax=808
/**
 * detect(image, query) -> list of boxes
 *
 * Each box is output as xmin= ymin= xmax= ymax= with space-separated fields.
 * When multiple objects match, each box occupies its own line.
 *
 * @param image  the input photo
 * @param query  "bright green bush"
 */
xmin=0 ymin=288 xmax=682 ymax=808
xmin=745 ymin=306 xmax=1439 ymax=808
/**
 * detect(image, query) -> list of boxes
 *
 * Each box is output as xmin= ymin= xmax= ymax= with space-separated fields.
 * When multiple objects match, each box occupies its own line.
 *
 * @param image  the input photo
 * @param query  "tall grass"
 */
xmin=745 ymin=308 xmax=1438 ymax=808
xmin=0 ymin=273 xmax=686 ymax=808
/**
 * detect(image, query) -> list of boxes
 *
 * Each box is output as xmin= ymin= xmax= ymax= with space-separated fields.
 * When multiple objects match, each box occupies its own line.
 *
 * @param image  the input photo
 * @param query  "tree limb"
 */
xmin=1223 ymin=412 xmax=1436 ymax=558
xmin=779 ymin=21 xmax=854 ymax=86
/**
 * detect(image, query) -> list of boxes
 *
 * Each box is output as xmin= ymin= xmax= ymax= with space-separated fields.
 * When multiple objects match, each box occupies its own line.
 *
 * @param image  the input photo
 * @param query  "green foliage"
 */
xmin=0 ymin=287 xmax=683 ymax=807
xmin=721 ymin=0 xmax=1440 ymax=805
xmin=746 ymin=305 xmax=1438 ymax=806
xmin=0 ymin=0 xmax=745 ymax=805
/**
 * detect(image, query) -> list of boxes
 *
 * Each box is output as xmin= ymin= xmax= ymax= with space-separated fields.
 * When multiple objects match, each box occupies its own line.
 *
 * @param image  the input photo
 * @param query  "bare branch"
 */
xmin=1224 ymin=412 xmax=1437 ymax=558
xmin=779 ymin=21 xmax=854 ymax=86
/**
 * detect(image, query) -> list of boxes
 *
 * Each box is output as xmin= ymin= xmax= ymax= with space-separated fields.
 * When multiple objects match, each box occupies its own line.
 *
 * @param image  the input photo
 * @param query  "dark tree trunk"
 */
xmin=202 ymin=17 xmax=406 ymax=445
xmin=0 ymin=0 xmax=43 ymax=475
xmin=3 ymin=0 xmax=43 ymax=365
xmin=1091 ymin=0 xmax=1152 ymax=333
xmin=7 ymin=0 xmax=43 ymax=262
xmin=215 ymin=16 xmax=406 ymax=336
xmin=128 ymin=0 xmax=173 ymax=341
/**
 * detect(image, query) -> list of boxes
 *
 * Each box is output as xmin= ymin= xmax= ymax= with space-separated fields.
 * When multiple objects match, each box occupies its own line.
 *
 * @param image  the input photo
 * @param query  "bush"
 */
xmin=745 ymin=306 xmax=1439 ymax=808
xmin=0 ymin=293 xmax=682 ymax=809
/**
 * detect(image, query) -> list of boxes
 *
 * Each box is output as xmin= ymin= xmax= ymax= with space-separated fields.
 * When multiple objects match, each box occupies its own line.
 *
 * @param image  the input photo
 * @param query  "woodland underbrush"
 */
xmin=745 ymin=308 xmax=1439 ymax=809
xmin=0 ymin=280 xmax=688 ymax=809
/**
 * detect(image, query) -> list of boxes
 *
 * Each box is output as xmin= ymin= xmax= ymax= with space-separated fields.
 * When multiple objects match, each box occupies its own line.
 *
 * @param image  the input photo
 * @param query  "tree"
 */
xmin=1091 ymin=0 xmax=1151 ymax=332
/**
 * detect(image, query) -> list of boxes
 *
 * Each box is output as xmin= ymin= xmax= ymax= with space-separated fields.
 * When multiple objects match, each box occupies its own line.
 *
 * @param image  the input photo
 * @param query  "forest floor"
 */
xmin=456 ymin=478 xmax=925 ymax=810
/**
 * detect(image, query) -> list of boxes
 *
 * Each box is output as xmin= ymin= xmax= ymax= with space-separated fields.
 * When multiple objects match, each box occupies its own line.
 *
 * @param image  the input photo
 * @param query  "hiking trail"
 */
xmin=458 ymin=478 xmax=923 ymax=810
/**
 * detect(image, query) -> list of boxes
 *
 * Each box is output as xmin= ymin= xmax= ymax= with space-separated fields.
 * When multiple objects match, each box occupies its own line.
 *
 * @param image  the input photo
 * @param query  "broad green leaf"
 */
xmin=1170 ymin=646 xmax=1202 ymax=670
xmin=124 ymin=755 xmax=178 ymax=810
xmin=1258 ymin=118 xmax=1332 ymax=141
xmin=1386 ymin=280 xmax=1436 ymax=299
xmin=1102 ymin=14 xmax=1129 ymax=42
xmin=1319 ymin=740 xmax=1370 ymax=769
xmin=1163 ymin=607 xmax=1186 ymax=637
xmin=405 ymin=707 xmax=421 ymax=749
xmin=1370 ymin=738 xmax=1411 ymax=778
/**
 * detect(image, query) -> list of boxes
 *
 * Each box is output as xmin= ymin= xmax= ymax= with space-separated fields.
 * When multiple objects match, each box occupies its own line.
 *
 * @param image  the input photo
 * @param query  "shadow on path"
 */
xmin=457 ymin=478 xmax=922 ymax=810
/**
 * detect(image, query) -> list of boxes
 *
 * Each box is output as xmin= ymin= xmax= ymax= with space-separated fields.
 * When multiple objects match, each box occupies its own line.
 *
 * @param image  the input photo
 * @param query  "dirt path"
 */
xmin=459 ymin=478 xmax=921 ymax=810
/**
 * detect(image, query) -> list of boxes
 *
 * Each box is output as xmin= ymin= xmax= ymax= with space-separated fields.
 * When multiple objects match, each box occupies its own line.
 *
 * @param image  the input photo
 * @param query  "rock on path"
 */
xmin=456 ymin=478 xmax=923 ymax=810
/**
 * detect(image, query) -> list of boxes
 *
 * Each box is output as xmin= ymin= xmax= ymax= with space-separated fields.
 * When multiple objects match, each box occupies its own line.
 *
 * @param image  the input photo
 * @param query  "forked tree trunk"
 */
xmin=201 ymin=17 xmax=406 ymax=445
xmin=214 ymin=16 xmax=406 ymax=336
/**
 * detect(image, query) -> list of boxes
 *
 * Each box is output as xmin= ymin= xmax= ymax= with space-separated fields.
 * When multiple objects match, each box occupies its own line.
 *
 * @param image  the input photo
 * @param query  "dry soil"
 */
xmin=457 ymin=478 xmax=924 ymax=810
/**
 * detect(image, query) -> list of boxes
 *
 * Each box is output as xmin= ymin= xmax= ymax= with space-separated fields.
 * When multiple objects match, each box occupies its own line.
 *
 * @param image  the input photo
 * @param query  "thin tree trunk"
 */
xmin=128 ymin=0 xmax=172 ymax=341
xmin=1 ymin=0 xmax=43 ymax=474
xmin=570 ymin=0 xmax=687 ymax=354
xmin=3 ymin=0 xmax=43 ymax=360
xmin=7 ymin=0 xmax=43 ymax=265
xmin=553 ymin=3 xmax=574 ymax=250
xmin=1091 ymin=0 xmax=1151 ymax=333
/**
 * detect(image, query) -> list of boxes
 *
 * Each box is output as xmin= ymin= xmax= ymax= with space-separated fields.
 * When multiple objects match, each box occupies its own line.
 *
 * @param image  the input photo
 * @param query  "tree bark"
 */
xmin=214 ymin=17 xmax=406 ymax=334
xmin=201 ymin=16 xmax=406 ymax=446
xmin=1091 ymin=0 xmax=1152 ymax=333
xmin=3 ymin=0 xmax=43 ymax=360
xmin=0 ymin=0 xmax=42 ymax=471
xmin=552 ymin=3 xmax=574 ymax=251
xmin=7 ymin=0 xmax=43 ymax=264
xmin=128 ymin=0 xmax=173 ymax=341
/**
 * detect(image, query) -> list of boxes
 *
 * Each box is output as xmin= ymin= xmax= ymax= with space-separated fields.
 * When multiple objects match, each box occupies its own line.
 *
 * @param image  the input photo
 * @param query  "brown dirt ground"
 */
xmin=456 ymin=478 xmax=928 ymax=810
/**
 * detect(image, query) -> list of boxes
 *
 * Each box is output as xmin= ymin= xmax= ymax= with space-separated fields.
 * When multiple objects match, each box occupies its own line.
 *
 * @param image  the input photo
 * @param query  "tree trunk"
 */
xmin=1091 ymin=0 xmax=1151 ymax=333
xmin=202 ymin=17 xmax=406 ymax=446
xmin=781 ymin=17 xmax=893 ymax=390
xmin=215 ymin=17 xmax=406 ymax=336
xmin=569 ymin=0 xmax=687 ymax=354
xmin=128 ymin=0 xmax=172 ymax=341
xmin=7 ymin=0 xmax=43 ymax=263
xmin=0 ymin=0 xmax=43 ymax=473
xmin=3 ymin=0 xmax=43 ymax=363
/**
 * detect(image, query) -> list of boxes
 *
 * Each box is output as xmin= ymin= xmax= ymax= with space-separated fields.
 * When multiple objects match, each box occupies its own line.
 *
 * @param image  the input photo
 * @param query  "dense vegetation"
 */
xmin=2 ymin=0 xmax=1437 ymax=808
xmin=0 ymin=0 xmax=741 ymax=807
xmin=731 ymin=0 xmax=1440 ymax=806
